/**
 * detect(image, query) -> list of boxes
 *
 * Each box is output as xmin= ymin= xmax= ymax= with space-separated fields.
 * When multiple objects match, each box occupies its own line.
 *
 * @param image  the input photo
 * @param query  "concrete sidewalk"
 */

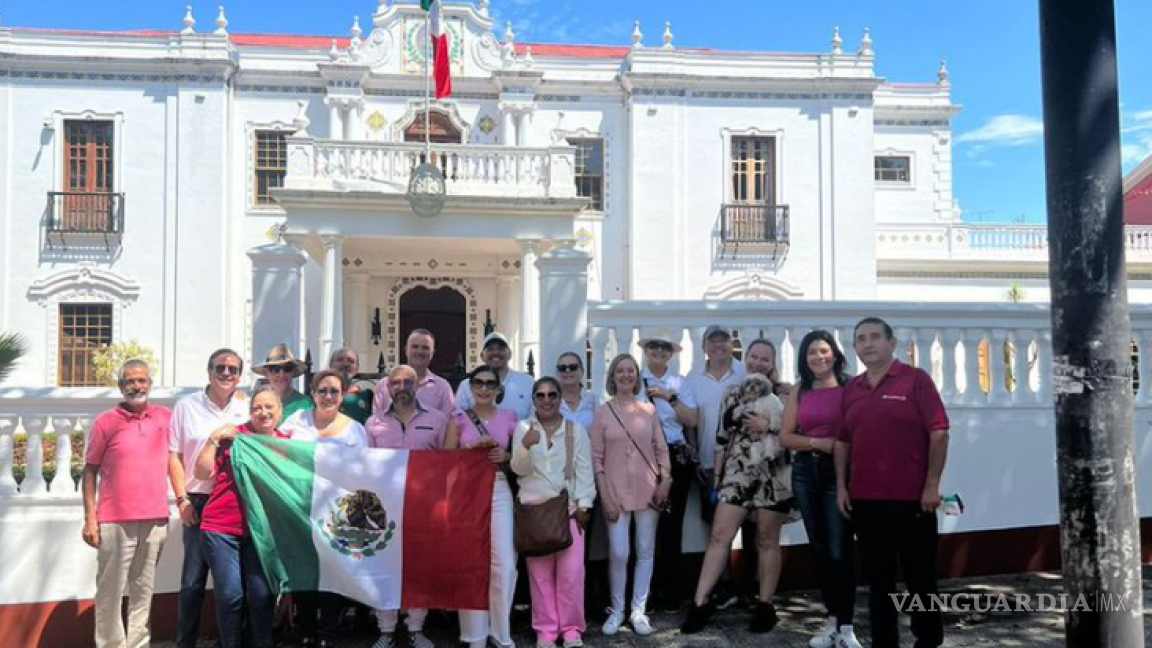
xmin=165 ymin=568 xmax=1152 ymax=647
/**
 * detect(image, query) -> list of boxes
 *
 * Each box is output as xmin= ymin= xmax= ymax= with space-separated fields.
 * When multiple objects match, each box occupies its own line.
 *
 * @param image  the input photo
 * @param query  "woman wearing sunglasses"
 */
xmin=511 ymin=377 xmax=596 ymax=648
xmin=279 ymin=370 xmax=368 ymax=648
xmin=554 ymin=352 xmax=598 ymax=432
xmin=194 ymin=387 xmax=289 ymax=648
xmin=445 ymin=365 xmax=520 ymax=648
xmin=252 ymin=344 xmax=311 ymax=423
xmin=589 ymin=354 xmax=671 ymax=637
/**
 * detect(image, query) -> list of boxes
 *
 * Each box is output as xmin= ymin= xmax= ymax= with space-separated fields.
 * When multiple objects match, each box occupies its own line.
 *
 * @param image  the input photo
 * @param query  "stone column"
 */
xmin=495 ymin=274 xmax=520 ymax=355
xmin=327 ymin=98 xmax=343 ymax=140
xmin=502 ymin=110 xmax=516 ymax=146
xmin=320 ymin=235 xmax=346 ymax=364
xmin=518 ymin=239 xmax=542 ymax=372
xmin=536 ymin=243 xmax=592 ymax=377
xmin=248 ymin=242 xmax=308 ymax=365
xmin=515 ymin=111 xmax=529 ymax=146
xmin=347 ymin=274 xmax=370 ymax=360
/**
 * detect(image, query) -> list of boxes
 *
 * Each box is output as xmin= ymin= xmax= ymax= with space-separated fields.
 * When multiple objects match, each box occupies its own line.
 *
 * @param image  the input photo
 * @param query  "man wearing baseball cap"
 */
xmin=455 ymin=332 xmax=535 ymax=420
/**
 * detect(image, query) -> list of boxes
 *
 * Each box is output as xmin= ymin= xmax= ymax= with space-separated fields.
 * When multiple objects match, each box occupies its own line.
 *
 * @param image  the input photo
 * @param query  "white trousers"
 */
xmin=459 ymin=475 xmax=517 ymax=648
xmin=606 ymin=508 xmax=660 ymax=616
xmin=94 ymin=520 xmax=168 ymax=648
xmin=375 ymin=608 xmax=427 ymax=633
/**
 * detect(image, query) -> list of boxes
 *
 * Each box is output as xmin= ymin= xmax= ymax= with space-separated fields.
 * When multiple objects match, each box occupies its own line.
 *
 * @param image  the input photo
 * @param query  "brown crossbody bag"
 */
xmin=513 ymin=420 xmax=576 ymax=557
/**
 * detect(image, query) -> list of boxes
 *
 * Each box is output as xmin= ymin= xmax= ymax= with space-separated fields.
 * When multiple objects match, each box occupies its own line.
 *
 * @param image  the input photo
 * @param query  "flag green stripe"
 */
xmin=232 ymin=435 xmax=319 ymax=593
xmin=420 ymin=0 xmax=434 ymax=10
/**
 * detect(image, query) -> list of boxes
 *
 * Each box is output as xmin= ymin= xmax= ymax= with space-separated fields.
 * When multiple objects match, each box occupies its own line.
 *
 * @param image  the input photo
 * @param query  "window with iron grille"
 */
xmin=64 ymin=121 xmax=115 ymax=194
xmin=254 ymin=131 xmax=288 ymax=206
xmin=568 ymin=138 xmax=604 ymax=211
xmin=875 ymin=155 xmax=911 ymax=183
xmin=731 ymin=136 xmax=775 ymax=203
xmin=58 ymin=303 xmax=113 ymax=387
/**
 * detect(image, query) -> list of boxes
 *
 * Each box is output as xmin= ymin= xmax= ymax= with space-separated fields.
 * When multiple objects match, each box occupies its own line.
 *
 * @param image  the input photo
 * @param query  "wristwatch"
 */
xmin=668 ymin=394 xmax=680 ymax=406
xmin=176 ymin=496 xmax=188 ymax=507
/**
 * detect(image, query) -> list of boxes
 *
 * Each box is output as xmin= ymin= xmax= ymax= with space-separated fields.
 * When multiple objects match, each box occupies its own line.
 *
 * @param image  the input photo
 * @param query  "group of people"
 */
xmin=81 ymin=317 xmax=950 ymax=648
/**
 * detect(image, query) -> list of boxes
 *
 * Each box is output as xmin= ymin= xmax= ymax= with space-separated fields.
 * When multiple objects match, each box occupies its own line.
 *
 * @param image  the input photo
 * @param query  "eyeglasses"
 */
xmin=213 ymin=364 xmax=240 ymax=376
xmin=265 ymin=365 xmax=290 ymax=374
xmin=472 ymin=379 xmax=500 ymax=390
xmin=533 ymin=391 xmax=560 ymax=401
xmin=315 ymin=388 xmax=342 ymax=397
xmin=556 ymin=363 xmax=581 ymax=373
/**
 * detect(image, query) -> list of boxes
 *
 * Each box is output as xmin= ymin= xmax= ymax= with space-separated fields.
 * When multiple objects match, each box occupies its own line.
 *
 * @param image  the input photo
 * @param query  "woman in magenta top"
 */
xmin=445 ymin=365 xmax=519 ymax=648
xmin=779 ymin=329 xmax=860 ymax=648
xmin=194 ymin=388 xmax=289 ymax=648
xmin=589 ymin=353 xmax=671 ymax=637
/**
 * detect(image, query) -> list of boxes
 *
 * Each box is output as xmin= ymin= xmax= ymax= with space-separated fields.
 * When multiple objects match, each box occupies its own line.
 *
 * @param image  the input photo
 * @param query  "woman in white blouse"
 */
xmin=555 ymin=352 xmax=598 ymax=432
xmin=280 ymin=370 xmax=368 ymax=447
xmin=279 ymin=369 xmax=367 ymax=648
xmin=511 ymin=376 xmax=596 ymax=648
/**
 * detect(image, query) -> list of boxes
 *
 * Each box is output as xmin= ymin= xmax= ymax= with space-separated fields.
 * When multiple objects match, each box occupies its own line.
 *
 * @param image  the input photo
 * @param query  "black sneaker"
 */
xmin=748 ymin=601 xmax=779 ymax=634
xmin=679 ymin=601 xmax=715 ymax=634
xmin=710 ymin=584 xmax=739 ymax=610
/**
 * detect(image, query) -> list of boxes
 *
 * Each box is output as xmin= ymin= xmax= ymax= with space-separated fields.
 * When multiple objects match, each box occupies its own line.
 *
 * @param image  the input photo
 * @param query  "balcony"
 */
xmin=45 ymin=192 xmax=124 ymax=251
xmin=719 ymin=203 xmax=790 ymax=260
xmin=876 ymin=222 xmax=1152 ymax=266
xmin=282 ymin=138 xmax=580 ymax=201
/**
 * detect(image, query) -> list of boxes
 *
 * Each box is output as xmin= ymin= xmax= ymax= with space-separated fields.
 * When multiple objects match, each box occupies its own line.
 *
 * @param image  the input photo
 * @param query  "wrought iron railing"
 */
xmin=46 ymin=192 xmax=124 ymax=235
xmin=720 ymin=203 xmax=790 ymax=244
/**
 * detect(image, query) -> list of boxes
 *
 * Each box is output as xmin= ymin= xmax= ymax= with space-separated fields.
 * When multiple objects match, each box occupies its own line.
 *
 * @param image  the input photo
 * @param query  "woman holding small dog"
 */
xmin=682 ymin=339 xmax=799 ymax=635
xmin=589 ymin=354 xmax=671 ymax=637
xmin=779 ymin=330 xmax=862 ymax=648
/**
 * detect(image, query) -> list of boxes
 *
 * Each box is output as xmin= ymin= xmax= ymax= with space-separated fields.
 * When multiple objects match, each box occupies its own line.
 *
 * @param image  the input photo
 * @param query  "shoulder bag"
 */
xmin=513 ymin=420 xmax=576 ymax=557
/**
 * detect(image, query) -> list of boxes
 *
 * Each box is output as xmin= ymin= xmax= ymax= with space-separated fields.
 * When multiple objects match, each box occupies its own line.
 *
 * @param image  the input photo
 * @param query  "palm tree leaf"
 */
xmin=0 ymin=333 xmax=29 ymax=385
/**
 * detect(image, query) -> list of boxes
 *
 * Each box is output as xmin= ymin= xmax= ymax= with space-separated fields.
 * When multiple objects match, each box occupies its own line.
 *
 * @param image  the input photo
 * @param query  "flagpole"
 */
xmin=424 ymin=3 xmax=431 ymax=163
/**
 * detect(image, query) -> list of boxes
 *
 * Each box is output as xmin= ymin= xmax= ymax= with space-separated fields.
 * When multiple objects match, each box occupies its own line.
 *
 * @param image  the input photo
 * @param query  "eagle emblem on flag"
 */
xmin=319 ymin=489 xmax=398 ymax=560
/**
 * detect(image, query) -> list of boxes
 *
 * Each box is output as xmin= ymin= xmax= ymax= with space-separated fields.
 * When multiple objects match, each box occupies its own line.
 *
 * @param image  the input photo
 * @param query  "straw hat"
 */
xmin=637 ymin=332 xmax=683 ymax=354
xmin=252 ymin=343 xmax=307 ymax=377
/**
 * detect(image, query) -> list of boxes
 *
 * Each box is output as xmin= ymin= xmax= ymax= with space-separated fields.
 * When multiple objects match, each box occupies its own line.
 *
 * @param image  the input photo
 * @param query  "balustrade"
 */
xmin=876 ymin=223 xmax=1152 ymax=261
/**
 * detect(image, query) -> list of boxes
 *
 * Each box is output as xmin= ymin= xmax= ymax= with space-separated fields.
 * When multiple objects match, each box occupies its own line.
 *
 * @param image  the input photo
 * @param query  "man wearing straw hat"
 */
xmin=252 ymin=343 xmax=311 ymax=423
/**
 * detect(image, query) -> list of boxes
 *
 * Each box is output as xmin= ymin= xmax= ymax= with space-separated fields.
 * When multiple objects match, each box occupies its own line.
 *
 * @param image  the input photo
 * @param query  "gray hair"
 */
xmin=328 ymin=347 xmax=358 ymax=366
xmin=117 ymin=359 xmax=152 ymax=384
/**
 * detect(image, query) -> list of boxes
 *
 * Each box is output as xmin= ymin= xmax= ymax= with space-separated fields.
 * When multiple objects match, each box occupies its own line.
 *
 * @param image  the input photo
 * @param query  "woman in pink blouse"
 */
xmin=445 ymin=365 xmax=520 ymax=648
xmin=589 ymin=354 xmax=671 ymax=637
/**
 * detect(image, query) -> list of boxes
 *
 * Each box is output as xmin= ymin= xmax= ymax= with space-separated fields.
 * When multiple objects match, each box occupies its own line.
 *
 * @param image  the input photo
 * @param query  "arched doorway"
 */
xmin=398 ymin=285 xmax=468 ymax=386
xmin=403 ymin=109 xmax=463 ymax=144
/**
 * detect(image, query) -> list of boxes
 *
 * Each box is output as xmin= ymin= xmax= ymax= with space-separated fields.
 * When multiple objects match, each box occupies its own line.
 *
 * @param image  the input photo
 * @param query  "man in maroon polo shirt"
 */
xmin=834 ymin=317 xmax=949 ymax=648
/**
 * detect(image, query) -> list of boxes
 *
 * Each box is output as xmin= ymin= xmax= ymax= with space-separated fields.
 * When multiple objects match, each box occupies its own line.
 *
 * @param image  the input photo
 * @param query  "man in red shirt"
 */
xmin=834 ymin=317 xmax=949 ymax=648
xmin=82 ymin=360 xmax=173 ymax=648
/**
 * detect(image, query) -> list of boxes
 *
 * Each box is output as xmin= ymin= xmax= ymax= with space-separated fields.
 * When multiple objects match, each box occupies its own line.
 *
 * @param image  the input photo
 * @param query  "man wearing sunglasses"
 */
xmin=168 ymin=348 xmax=250 ymax=648
xmin=455 ymin=332 xmax=535 ymax=421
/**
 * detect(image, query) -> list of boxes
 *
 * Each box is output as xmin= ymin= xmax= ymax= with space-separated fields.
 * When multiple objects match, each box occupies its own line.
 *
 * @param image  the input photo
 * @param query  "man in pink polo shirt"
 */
xmin=374 ymin=329 xmax=456 ymax=416
xmin=82 ymin=360 xmax=173 ymax=648
xmin=835 ymin=317 xmax=950 ymax=648
xmin=364 ymin=364 xmax=448 ymax=648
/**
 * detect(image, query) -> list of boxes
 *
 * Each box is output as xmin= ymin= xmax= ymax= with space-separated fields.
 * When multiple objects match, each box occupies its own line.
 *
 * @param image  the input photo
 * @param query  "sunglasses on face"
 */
xmin=213 ymin=364 xmax=240 ymax=376
xmin=315 ymin=388 xmax=342 ymax=397
xmin=265 ymin=365 xmax=291 ymax=375
xmin=472 ymin=379 xmax=500 ymax=390
xmin=556 ymin=363 xmax=581 ymax=373
xmin=534 ymin=391 xmax=560 ymax=401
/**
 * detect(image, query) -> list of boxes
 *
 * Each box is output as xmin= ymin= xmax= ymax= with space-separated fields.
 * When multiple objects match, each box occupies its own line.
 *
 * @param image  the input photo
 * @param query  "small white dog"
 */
xmin=732 ymin=373 xmax=785 ymax=462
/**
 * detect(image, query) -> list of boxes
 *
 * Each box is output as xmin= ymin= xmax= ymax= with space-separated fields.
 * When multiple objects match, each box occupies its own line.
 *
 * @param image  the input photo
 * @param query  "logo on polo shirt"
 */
xmin=881 ymin=394 xmax=908 ymax=401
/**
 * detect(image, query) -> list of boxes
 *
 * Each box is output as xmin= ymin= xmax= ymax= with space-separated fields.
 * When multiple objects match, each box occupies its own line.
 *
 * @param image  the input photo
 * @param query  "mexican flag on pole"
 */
xmin=231 ymin=435 xmax=493 ymax=610
xmin=421 ymin=0 xmax=453 ymax=99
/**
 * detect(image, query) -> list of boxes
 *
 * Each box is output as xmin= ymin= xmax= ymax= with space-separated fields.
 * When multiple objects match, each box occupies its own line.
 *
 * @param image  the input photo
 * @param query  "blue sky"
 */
xmin=5 ymin=0 xmax=1151 ymax=224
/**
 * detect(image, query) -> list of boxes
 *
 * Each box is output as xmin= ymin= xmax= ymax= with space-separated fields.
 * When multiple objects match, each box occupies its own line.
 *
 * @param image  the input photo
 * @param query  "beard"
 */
xmin=393 ymin=389 xmax=415 ymax=406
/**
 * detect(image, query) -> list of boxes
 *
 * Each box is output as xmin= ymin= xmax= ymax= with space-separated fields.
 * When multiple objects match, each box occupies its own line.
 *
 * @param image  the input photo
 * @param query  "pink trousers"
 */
xmin=526 ymin=518 xmax=586 ymax=643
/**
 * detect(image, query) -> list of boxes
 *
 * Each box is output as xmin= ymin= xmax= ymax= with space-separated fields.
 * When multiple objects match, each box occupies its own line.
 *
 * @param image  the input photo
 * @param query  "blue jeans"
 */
xmin=177 ymin=494 xmax=210 ymax=648
xmin=202 ymin=531 xmax=275 ymax=648
xmin=792 ymin=451 xmax=855 ymax=626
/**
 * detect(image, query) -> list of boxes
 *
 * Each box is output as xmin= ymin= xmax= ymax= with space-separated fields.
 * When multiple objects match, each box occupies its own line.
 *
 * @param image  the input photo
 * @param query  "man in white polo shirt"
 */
xmin=167 ymin=348 xmax=249 ymax=648
xmin=455 ymin=332 xmax=535 ymax=421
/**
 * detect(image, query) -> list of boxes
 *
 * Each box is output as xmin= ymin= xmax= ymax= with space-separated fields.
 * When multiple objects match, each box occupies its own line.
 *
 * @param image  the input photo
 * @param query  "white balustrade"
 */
xmin=286 ymin=137 xmax=577 ymax=200
xmin=20 ymin=416 xmax=48 ymax=495
xmin=0 ymin=415 xmax=18 ymax=496
xmin=876 ymin=223 xmax=1152 ymax=262
xmin=50 ymin=416 xmax=75 ymax=496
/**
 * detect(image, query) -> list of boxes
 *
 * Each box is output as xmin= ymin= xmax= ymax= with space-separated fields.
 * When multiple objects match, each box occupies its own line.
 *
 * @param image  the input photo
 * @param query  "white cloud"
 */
xmin=1122 ymin=108 xmax=1152 ymax=169
xmin=956 ymin=114 xmax=1044 ymax=148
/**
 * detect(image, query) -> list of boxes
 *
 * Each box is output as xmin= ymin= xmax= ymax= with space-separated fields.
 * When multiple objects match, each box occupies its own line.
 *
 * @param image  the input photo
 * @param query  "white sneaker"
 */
xmin=602 ymin=609 xmax=625 ymax=636
xmin=409 ymin=631 xmax=435 ymax=648
xmin=809 ymin=618 xmax=837 ymax=648
xmin=562 ymin=637 xmax=584 ymax=648
xmin=630 ymin=612 xmax=654 ymax=636
xmin=536 ymin=642 xmax=555 ymax=648
xmin=835 ymin=625 xmax=863 ymax=648
xmin=372 ymin=633 xmax=397 ymax=648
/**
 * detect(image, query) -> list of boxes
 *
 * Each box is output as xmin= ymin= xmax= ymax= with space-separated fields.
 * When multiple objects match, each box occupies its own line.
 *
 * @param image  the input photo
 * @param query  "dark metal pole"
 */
xmin=1038 ymin=2 xmax=1144 ymax=646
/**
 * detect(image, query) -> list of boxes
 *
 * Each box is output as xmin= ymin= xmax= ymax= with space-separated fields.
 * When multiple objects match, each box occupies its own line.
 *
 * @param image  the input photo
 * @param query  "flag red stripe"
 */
xmin=432 ymin=33 xmax=452 ymax=99
xmin=400 ymin=449 xmax=493 ymax=610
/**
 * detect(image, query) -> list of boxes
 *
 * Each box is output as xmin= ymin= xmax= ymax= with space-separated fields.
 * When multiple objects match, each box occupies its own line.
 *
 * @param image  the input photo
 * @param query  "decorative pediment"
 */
xmin=702 ymin=274 xmax=803 ymax=301
xmin=27 ymin=264 xmax=141 ymax=307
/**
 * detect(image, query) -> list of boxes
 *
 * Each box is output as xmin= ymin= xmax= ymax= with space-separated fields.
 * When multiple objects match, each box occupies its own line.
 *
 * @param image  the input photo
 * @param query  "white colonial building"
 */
xmin=9 ymin=0 xmax=1151 ymax=389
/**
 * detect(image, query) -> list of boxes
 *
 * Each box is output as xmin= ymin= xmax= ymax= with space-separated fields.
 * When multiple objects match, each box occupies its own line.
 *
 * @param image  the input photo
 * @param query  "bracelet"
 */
xmin=176 ymin=496 xmax=187 ymax=507
xmin=809 ymin=437 xmax=817 ymax=451
xmin=668 ymin=394 xmax=679 ymax=406
xmin=210 ymin=437 xmax=220 ymax=449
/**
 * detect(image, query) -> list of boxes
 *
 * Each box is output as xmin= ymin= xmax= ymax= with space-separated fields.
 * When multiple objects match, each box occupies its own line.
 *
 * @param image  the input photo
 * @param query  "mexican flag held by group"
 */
xmin=231 ymin=435 xmax=494 ymax=611
xmin=421 ymin=0 xmax=453 ymax=99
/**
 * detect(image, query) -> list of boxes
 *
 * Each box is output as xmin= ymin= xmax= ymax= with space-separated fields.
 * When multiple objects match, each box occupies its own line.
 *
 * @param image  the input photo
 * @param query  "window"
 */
xmin=254 ymin=131 xmax=288 ymax=206
xmin=568 ymin=138 xmax=604 ymax=211
xmin=731 ymin=136 xmax=775 ymax=203
xmin=875 ymin=155 xmax=911 ymax=183
xmin=61 ymin=121 xmax=116 ymax=231
xmin=58 ymin=303 xmax=112 ymax=387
